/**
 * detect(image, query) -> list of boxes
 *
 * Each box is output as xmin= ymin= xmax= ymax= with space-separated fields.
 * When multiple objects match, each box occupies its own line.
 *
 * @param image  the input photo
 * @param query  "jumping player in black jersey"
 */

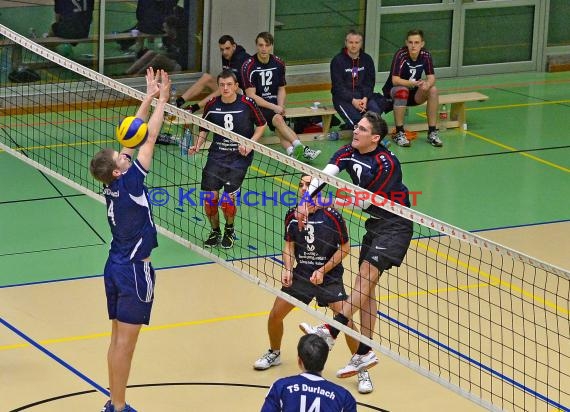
xmin=254 ymin=174 xmax=358 ymax=375
xmin=90 ymin=68 xmax=171 ymax=412
xmin=382 ymin=29 xmax=442 ymax=148
xmin=176 ymin=35 xmax=250 ymax=113
xmin=299 ymin=111 xmax=414 ymax=393
xmin=188 ymin=70 xmax=266 ymax=248
xmin=242 ymin=32 xmax=321 ymax=162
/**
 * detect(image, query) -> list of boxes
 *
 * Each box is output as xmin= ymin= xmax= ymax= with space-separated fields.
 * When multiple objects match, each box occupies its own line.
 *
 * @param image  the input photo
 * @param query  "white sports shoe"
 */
xmin=336 ymin=351 xmax=379 ymax=378
xmin=393 ymin=130 xmax=411 ymax=147
xmin=357 ymin=370 xmax=374 ymax=394
xmin=299 ymin=323 xmax=335 ymax=350
xmin=302 ymin=146 xmax=321 ymax=160
xmin=253 ymin=350 xmax=281 ymax=370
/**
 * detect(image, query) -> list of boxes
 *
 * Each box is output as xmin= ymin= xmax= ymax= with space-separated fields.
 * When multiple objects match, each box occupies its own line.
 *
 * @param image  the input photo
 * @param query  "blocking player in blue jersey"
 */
xmin=89 ymin=68 xmax=171 ymax=412
xmin=188 ymin=70 xmax=267 ymax=248
xmin=50 ymin=0 xmax=95 ymax=39
xmin=176 ymin=35 xmax=251 ymax=113
xmin=382 ymin=29 xmax=442 ymax=148
xmin=253 ymin=174 xmax=358 ymax=376
xmin=242 ymin=32 xmax=321 ymax=162
xmin=261 ymin=334 xmax=357 ymax=412
xmin=299 ymin=111 xmax=414 ymax=394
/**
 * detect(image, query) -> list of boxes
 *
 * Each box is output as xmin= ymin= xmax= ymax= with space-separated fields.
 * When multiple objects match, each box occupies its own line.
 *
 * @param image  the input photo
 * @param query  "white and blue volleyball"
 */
xmin=116 ymin=116 xmax=148 ymax=148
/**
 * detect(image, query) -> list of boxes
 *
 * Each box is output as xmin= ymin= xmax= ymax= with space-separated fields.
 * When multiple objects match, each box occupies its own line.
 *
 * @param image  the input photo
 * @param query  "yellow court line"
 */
xmin=0 ymin=139 xmax=115 ymax=153
xmin=465 ymin=130 xmax=570 ymax=173
xmin=469 ymin=99 xmax=570 ymax=111
xmin=0 ymin=310 xmax=272 ymax=352
xmin=0 ymin=280 xmax=494 ymax=353
xmin=414 ymin=240 xmax=570 ymax=316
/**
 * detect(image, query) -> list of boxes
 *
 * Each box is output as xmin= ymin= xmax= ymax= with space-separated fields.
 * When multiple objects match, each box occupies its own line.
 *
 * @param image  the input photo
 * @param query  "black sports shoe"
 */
xmin=221 ymin=228 xmax=235 ymax=249
xmin=175 ymin=96 xmax=186 ymax=108
xmin=204 ymin=229 xmax=221 ymax=247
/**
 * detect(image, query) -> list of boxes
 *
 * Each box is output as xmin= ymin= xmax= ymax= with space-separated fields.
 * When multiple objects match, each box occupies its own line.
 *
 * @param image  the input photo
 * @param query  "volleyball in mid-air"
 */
xmin=116 ymin=116 xmax=148 ymax=148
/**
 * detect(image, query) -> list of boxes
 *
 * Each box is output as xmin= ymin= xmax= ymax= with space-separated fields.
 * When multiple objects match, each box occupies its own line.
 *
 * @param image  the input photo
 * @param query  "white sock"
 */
xmin=286 ymin=146 xmax=294 ymax=155
xmin=292 ymin=139 xmax=302 ymax=147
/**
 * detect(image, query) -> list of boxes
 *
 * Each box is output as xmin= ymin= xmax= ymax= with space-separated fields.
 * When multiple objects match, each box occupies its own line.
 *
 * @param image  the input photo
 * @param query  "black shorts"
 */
xmin=51 ymin=20 xmax=90 ymax=39
xmin=200 ymin=156 xmax=249 ymax=193
xmin=260 ymin=108 xmax=277 ymax=131
xmin=359 ymin=215 xmax=413 ymax=272
xmin=407 ymin=88 xmax=421 ymax=107
xmin=282 ymin=269 xmax=347 ymax=307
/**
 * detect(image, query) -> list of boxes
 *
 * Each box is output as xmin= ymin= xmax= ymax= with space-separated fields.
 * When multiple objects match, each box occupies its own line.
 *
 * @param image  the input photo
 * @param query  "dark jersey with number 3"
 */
xmin=284 ymin=207 xmax=348 ymax=279
xmin=241 ymin=54 xmax=286 ymax=105
xmin=201 ymin=94 xmax=266 ymax=166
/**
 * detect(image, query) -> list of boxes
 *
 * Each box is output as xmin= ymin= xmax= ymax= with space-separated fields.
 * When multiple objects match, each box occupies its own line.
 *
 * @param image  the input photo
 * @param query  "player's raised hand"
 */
xmin=157 ymin=69 xmax=171 ymax=102
xmin=145 ymin=67 xmax=159 ymax=97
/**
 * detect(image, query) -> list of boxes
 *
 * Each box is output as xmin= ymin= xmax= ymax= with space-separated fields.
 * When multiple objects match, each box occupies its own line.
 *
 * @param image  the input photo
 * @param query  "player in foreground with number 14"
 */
xmin=89 ymin=68 xmax=171 ymax=412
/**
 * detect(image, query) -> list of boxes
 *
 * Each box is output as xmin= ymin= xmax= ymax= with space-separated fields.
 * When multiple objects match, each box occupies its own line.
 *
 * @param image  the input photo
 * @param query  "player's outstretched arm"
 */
xmin=137 ymin=69 xmax=171 ymax=171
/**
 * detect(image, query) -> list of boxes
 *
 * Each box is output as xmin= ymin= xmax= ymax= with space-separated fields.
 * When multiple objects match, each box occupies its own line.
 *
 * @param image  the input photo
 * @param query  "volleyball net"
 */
xmin=1 ymin=25 xmax=569 ymax=412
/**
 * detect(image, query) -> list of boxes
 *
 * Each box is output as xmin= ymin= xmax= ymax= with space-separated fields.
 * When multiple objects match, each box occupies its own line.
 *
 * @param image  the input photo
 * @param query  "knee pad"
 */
xmin=391 ymin=87 xmax=409 ymax=107
xmin=204 ymin=197 xmax=219 ymax=217
xmin=220 ymin=198 xmax=237 ymax=218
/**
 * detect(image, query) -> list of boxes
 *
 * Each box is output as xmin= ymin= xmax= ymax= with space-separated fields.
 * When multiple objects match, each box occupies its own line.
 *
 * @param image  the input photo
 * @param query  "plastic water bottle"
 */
xmin=0 ymin=45 xmax=11 ymax=83
xmin=439 ymin=104 xmax=448 ymax=132
xmin=180 ymin=127 xmax=193 ymax=161
xmin=327 ymin=131 xmax=340 ymax=141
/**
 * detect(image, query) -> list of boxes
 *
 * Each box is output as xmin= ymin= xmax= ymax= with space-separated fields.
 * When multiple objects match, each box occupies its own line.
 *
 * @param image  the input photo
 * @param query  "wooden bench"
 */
xmin=404 ymin=92 xmax=489 ymax=132
xmin=170 ymin=106 xmax=338 ymax=145
xmin=1 ymin=32 xmax=155 ymax=69
xmin=261 ymin=106 xmax=338 ymax=144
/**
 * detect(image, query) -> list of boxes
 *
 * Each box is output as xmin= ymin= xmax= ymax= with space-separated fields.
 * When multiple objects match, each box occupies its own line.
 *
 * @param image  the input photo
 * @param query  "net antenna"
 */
xmin=1 ymin=24 xmax=569 ymax=412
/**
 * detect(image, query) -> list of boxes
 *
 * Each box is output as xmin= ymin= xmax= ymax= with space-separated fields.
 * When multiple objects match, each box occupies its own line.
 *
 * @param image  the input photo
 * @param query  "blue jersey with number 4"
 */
xmin=103 ymin=159 xmax=158 ymax=264
xmin=260 ymin=373 xmax=357 ymax=412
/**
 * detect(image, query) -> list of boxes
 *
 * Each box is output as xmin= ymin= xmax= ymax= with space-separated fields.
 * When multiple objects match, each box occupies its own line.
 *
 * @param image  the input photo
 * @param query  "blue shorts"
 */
xmin=104 ymin=258 xmax=156 ymax=325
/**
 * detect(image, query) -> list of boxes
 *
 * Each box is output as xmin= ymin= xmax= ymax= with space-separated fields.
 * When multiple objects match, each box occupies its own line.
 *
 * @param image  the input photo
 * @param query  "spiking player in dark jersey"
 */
xmin=261 ymin=334 xmax=357 ymax=412
xmin=89 ymin=68 xmax=171 ymax=412
xmin=188 ymin=70 xmax=266 ymax=249
xmin=50 ymin=0 xmax=95 ymax=39
xmin=253 ymin=174 xmax=358 ymax=374
xmin=176 ymin=34 xmax=251 ymax=113
xmin=382 ymin=29 xmax=442 ymax=148
xmin=300 ymin=111 xmax=414 ymax=394
xmin=242 ymin=31 xmax=321 ymax=162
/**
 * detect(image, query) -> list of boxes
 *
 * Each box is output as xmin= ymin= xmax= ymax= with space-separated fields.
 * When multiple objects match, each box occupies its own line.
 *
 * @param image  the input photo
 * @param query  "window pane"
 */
xmin=103 ymin=0 xmax=203 ymax=77
xmin=274 ymin=0 xmax=366 ymax=65
xmin=464 ymin=6 xmax=534 ymax=65
xmin=378 ymin=11 xmax=452 ymax=72
xmin=548 ymin=0 xmax=570 ymax=47
xmin=381 ymin=0 xmax=443 ymax=6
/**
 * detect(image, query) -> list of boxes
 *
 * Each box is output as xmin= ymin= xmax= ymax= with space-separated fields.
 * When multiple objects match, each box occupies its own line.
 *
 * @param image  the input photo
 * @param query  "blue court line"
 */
xmin=0 ymin=316 xmax=110 ymax=397
xmin=379 ymin=311 xmax=569 ymax=411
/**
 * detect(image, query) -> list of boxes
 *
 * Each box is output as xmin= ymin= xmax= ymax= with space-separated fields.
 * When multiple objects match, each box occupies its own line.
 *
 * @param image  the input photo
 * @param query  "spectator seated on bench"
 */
xmin=116 ymin=0 xmax=179 ymax=53
xmin=50 ymin=0 xmax=95 ymax=40
xmin=126 ymin=12 xmax=188 ymax=75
